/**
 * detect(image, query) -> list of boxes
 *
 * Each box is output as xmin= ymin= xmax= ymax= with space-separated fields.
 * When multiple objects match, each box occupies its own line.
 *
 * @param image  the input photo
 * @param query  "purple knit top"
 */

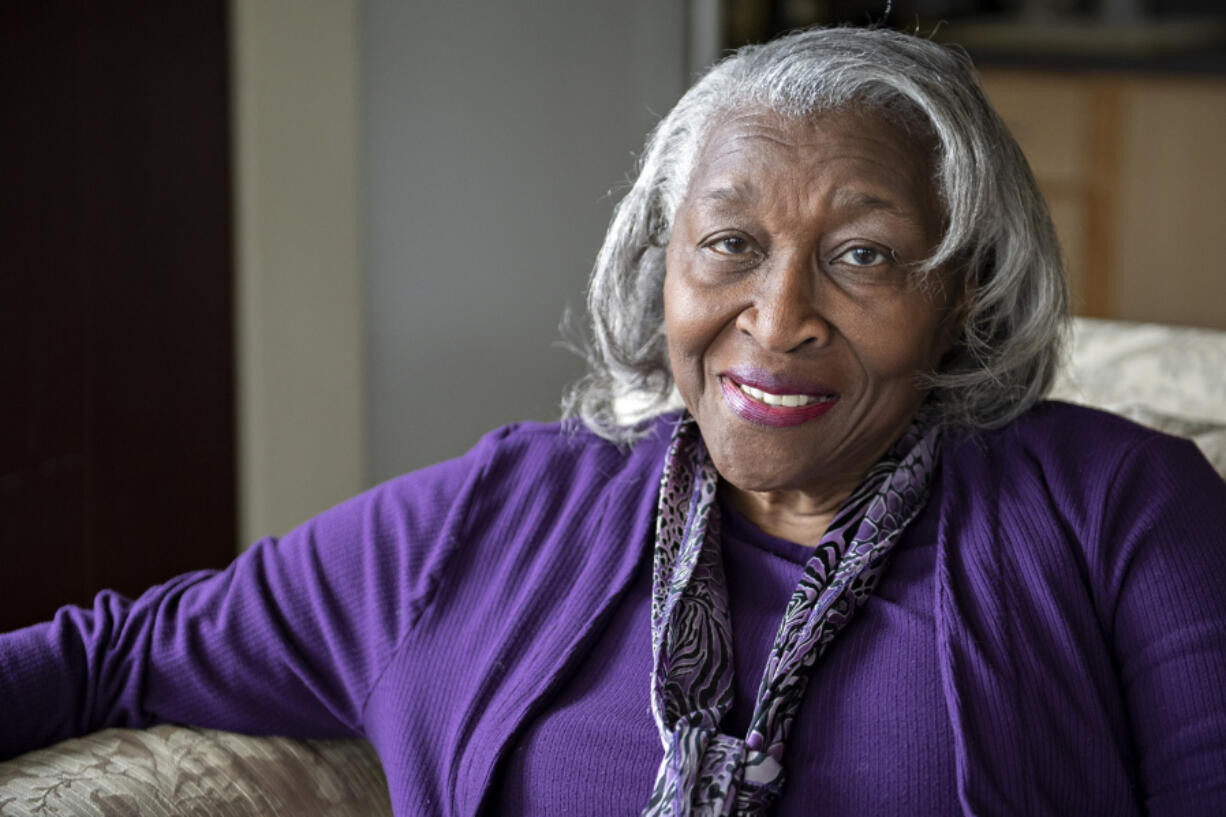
xmin=2 ymin=402 xmax=1225 ymax=816
xmin=498 ymin=495 xmax=956 ymax=814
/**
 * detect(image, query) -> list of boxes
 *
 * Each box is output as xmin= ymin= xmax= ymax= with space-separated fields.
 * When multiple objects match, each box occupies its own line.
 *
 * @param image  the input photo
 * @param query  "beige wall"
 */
xmin=230 ymin=0 xmax=364 ymax=547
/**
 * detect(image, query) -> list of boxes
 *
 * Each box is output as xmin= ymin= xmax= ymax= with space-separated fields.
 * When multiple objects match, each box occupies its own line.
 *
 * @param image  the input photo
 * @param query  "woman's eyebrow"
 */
xmin=698 ymin=181 xmax=758 ymax=208
xmin=831 ymin=188 xmax=926 ymax=228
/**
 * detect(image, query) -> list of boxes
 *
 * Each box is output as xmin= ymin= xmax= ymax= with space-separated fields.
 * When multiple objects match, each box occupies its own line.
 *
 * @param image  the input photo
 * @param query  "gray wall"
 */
xmin=361 ymin=0 xmax=689 ymax=482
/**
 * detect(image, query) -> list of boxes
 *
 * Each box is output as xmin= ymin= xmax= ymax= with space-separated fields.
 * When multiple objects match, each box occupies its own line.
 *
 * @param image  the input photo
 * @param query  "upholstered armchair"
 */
xmin=2 ymin=318 xmax=1224 ymax=817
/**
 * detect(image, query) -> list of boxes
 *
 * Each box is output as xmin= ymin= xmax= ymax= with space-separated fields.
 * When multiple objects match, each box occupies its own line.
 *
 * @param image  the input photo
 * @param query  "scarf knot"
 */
xmin=643 ymin=720 xmax=783 ymax=817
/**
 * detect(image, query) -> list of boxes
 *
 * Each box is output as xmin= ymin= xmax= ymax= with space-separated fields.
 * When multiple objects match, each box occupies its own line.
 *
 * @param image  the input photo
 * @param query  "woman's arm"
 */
xmin=1103 ymin=435 xmax=1226 ymax=815
xmin=0 ymin=431 xmax=497 ymax=761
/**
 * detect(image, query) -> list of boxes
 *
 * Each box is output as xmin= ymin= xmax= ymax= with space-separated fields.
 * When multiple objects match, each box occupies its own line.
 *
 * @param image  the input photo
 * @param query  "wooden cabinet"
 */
xmin=978 ymin=69 xmax=1226 ymax=329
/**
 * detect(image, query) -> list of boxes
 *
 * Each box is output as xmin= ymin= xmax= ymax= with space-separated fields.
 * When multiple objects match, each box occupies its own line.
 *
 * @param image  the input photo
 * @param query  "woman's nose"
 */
xmin=735 ymin=252 xmax=831 ymax=353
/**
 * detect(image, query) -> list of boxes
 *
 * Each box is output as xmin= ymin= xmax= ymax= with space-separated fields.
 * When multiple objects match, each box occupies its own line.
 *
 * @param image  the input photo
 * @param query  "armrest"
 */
xmin=0 ymin=725 xmax=391 ymax=817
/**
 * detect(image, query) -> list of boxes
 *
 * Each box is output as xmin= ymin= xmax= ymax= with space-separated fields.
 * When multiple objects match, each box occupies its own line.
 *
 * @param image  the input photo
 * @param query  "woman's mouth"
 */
xmin=719 ymin=375 xmax=838 ymax=427
xmin=734 ymin=382 xmax=825 ymax=407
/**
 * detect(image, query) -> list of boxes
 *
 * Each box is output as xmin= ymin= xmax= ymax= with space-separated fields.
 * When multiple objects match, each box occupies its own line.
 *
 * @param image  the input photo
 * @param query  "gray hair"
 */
xmin=563 ymin=26 xmax=1068 ymax=443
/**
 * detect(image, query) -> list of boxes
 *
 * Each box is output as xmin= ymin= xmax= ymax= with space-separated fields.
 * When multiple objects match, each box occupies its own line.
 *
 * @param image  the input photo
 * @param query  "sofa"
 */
xmin=2 ymin=317 xmax=1224 ymax=817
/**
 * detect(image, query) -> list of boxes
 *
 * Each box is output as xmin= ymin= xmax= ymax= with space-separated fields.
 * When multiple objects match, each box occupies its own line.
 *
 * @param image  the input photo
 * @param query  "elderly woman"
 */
xmin=3 ymin=26 xmax=1225 ymax=817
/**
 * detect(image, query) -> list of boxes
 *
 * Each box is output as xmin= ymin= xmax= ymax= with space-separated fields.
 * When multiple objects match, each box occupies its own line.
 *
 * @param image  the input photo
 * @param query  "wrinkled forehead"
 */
xmin=667 ymin=96 xmax=941 ymax=225
xmin=677 ymin=106 xmax=945 ymax=232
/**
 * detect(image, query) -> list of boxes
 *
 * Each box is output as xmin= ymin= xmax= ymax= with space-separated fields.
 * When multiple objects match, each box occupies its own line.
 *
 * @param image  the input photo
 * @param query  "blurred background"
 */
xmin=2 ymin=0 xmax=1223 ymax=629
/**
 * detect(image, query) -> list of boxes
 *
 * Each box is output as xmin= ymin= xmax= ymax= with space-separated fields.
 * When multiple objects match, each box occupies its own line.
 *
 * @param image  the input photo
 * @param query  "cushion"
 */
xmin=1053 ymin=317 xmax=1226 ymax=423
xmin=1051 ymin=317 xmax=1226 ymax=479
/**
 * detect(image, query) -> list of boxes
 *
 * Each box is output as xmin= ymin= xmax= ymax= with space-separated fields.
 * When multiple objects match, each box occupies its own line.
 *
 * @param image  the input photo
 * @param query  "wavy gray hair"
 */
xmin=563 ymin=26 xmax=1068 ymax=443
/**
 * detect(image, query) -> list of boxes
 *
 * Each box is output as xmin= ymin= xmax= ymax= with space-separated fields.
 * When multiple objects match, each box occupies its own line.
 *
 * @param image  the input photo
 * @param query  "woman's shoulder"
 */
xmin=485 ymin=411 xmax=679 ymax=454
xmin=939 ymin=399 xmax=1224 ymax=550
xmin=977 ymin=397 xmax=1176 ymax=443
xmin=946 ymin=398 xmax=1218 ymax=483
xmin=468 ymin=411 xmax=681 ymax=482
xmin=938 ymin=398 xmax=1226 ymax=572
xmin=297 ymin=412 xmax=682 ymax=562
xmin=364 ymin=411 xmax=683 ymax=525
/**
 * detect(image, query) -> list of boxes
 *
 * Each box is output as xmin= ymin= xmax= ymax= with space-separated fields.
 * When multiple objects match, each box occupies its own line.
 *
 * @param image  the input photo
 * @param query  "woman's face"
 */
xmin=663 ymin=108 xmax=960 ymax=506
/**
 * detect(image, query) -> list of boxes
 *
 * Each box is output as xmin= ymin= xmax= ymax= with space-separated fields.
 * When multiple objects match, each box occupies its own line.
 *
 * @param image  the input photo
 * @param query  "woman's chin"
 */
xmin=711 ymin=454 xmax=823 ymax=498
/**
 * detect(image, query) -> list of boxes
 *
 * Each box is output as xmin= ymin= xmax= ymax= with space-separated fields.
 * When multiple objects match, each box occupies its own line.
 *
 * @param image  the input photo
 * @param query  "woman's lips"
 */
xmin=719 ymin=373 xmax=838 ymax=427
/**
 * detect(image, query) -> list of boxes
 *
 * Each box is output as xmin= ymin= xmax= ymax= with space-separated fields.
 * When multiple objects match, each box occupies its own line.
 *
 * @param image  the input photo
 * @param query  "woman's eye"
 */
xmin=709 ymin=236 xmax=750 ymax=256
xmin=835 ymin=246 xmax=890 ymax=267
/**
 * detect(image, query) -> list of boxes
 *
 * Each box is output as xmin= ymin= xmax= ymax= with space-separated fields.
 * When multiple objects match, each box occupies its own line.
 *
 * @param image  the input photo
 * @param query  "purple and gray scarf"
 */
xmin=642 ymin=412 xmax=941 ymax=816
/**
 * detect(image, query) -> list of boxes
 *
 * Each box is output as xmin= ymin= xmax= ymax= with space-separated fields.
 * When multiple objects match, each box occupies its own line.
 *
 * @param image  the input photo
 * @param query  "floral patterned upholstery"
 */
xmin=0 ymin=318 xmax=1222 ymax=816
xmin=1051 ymin=318 xmax=1226 ymax=477
xmin=0 ymin=726 xmax=390 ymax=817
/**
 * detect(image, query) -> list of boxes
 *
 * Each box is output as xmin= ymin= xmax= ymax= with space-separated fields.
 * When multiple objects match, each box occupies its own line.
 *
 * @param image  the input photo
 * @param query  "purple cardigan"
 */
xmin=3 ymin=401 xmax=1225 ymax=815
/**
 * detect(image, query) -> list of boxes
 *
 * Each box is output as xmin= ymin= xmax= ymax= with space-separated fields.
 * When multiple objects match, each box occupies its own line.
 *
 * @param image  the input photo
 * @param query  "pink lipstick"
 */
xmin=719 ymin=370 xmax=838 ymax=427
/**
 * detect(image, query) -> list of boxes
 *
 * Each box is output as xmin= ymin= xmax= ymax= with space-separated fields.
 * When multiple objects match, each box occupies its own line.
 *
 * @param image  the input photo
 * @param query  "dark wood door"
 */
xmin=1 ymin=1 xmax=236 ymax=631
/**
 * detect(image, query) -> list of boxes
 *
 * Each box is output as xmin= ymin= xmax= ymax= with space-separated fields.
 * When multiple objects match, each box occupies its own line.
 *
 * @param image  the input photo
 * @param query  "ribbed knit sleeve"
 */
xmin=0 ymin=426 xmax=507 ymax=761
xmin=1100 ymin=435 xmax=1226 ymax=815
xmin=936 ymin=405 xmax=1226 ymax=817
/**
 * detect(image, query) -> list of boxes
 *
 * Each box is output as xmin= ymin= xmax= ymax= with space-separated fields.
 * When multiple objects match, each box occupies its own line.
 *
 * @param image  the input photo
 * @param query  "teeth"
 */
xmin=737 ymin=382 xmax=828 ymax=408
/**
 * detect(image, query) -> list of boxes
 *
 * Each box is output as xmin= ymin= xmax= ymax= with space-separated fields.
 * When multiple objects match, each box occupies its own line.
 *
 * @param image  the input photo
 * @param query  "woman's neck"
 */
xmin=720 ymin=479 xmax=855 ymax=547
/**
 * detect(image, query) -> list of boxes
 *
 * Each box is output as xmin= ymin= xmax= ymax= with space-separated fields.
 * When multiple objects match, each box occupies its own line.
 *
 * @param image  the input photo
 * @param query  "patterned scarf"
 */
xmin=642 ymin=412 xmax=941 ymax=817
